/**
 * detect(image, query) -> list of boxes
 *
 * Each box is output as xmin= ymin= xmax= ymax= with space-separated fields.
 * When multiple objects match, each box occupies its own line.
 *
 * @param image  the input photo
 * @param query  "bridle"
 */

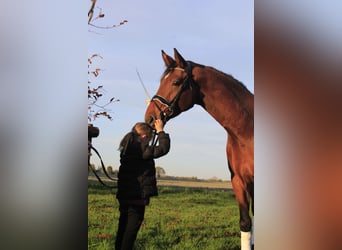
xmin=150 ymin=61 xmax=194 ymax=124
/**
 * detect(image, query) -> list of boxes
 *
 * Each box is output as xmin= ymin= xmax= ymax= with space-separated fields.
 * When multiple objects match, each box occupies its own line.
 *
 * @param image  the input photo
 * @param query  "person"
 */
xmin=115 ymin=119 xmax=170 ymax=250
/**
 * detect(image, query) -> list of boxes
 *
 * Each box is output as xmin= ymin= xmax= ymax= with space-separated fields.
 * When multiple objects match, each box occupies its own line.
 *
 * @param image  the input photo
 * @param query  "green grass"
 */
xmin=88 ymin=183 xmax=240 ymax=250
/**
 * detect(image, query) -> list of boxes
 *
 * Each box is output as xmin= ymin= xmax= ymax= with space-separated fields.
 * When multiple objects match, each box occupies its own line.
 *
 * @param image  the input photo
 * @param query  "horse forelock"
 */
xmin=160 ymin=62 xmax=177 ymax=81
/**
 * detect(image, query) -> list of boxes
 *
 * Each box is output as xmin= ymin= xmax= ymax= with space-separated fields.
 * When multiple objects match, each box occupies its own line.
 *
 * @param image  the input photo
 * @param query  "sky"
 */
xmin=88 ymin=0 xmax=254 ymax=180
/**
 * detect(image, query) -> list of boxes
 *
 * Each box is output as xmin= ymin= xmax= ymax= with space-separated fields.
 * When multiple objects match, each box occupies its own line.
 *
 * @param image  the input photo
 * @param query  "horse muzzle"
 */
xmin=145 ymin=111 xmax=169 ymax=128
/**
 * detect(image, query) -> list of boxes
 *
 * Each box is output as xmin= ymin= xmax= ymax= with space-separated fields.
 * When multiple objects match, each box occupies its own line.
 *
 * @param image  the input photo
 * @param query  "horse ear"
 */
xmin=161 ymin=50 xmax=175 ymax=67
xmin=174 ymin=48 xmax=187 ymax=69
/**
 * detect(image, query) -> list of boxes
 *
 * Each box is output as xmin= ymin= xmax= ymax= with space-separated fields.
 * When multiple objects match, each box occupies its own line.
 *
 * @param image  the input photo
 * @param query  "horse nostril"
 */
xmin=146 ymin=115 xmax=155 ymax=127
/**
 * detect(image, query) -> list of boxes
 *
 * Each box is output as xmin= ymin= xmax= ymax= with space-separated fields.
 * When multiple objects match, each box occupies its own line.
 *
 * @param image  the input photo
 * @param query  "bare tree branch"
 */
xmin=88 ymin=20 xmax=128 ymax=30
xmin=88 ymin=0 xmax=97 ymax=24
xmin=88 ymin=3 xmax=126 ymax=122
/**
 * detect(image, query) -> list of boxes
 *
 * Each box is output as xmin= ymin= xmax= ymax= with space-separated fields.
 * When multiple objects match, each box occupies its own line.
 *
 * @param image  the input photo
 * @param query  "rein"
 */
xmin=151 ymin=61 xmax=193 ymax=123
xmin=88 ymin=141 xmax=117 ymax=188
xmin=88 ymin=135 xmax=159 ymax=188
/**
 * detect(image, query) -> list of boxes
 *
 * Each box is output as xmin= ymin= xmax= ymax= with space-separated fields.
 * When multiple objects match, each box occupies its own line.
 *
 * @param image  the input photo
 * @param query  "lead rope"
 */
xmin=88 ymin=140 xmax=117 ymax=189
xmin=151 ymin=130 xmax=159 ymax=147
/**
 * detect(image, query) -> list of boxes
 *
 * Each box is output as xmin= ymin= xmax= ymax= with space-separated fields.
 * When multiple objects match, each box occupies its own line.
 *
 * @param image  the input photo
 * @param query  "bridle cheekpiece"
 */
xmin=151 ymin=61 xmax=193 ymax=123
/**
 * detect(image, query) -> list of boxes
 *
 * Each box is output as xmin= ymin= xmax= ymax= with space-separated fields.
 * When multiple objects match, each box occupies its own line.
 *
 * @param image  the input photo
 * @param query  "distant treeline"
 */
xmin=158 ymin=175 xmax=226 ymax=182
xmin=89 ymin=172 xmax=226 ymax=182
xmin=89 ymin=164 xmax=226 ymax=182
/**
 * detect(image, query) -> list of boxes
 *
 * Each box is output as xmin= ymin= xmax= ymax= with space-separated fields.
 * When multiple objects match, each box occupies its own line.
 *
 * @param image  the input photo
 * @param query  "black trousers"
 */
xmin=115 ymin=203 xmax=146 ymax=250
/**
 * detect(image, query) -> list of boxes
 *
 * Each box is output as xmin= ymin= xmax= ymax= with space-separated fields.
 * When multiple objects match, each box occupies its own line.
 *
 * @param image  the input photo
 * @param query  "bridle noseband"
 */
xmin=151 ymin=61 xmax=193 ymax=123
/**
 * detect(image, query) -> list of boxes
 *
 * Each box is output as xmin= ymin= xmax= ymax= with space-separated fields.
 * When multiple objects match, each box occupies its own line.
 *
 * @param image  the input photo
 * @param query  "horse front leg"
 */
xmin=231 ymin=176 xmax=253 ymax=250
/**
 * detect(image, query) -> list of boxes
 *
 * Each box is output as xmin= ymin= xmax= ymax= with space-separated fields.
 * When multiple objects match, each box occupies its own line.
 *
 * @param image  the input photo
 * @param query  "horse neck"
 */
xmin=194 ymin=66 xmax=254 ymax=139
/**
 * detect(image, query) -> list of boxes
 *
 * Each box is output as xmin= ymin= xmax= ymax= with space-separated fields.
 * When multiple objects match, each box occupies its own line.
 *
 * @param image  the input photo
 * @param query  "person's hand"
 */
xmin=155 ymin=119 xmax=164 ymax=133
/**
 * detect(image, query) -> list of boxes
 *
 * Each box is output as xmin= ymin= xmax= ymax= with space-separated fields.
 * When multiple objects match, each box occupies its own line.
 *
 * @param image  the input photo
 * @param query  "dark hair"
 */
xmin=118 ymin=122 xmax=153 ymax=154
xmin=132 ymin=122 xmax=153 ymax=138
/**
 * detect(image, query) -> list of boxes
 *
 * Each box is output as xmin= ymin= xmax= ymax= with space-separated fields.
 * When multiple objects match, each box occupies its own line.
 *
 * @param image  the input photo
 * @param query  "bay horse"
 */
xmin=144 ymin=48 xmax=254 ymax=249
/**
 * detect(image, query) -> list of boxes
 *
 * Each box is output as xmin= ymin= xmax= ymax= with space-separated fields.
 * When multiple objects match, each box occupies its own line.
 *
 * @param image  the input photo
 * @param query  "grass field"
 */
xmin=88 ymin=180 xmax=240 ymax=250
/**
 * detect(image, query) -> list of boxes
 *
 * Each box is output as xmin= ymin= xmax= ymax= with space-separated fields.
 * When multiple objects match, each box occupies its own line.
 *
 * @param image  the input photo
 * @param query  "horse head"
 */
xmin=144 ymin=48 xmax=198 ymax=128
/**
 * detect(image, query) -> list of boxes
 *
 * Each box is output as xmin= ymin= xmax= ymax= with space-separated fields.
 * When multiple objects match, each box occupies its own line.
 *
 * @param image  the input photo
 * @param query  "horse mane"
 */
xmin=205 ymin=65 xmax=251 ymax=95
xmin=188 ymin=61 xmax=251 ymax=96
xmin=160 ymin=60 xmax=252 ymax=96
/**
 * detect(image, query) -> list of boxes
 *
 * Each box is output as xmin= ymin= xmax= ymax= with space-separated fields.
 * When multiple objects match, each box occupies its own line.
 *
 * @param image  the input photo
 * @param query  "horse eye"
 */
xmin=172 ymin=80 xmax=181 ymax=86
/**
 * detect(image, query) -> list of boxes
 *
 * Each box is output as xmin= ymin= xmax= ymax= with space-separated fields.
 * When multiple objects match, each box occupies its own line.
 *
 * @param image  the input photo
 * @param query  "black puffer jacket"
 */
xmin=116 ymin=131 xmax=170 ymax=200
